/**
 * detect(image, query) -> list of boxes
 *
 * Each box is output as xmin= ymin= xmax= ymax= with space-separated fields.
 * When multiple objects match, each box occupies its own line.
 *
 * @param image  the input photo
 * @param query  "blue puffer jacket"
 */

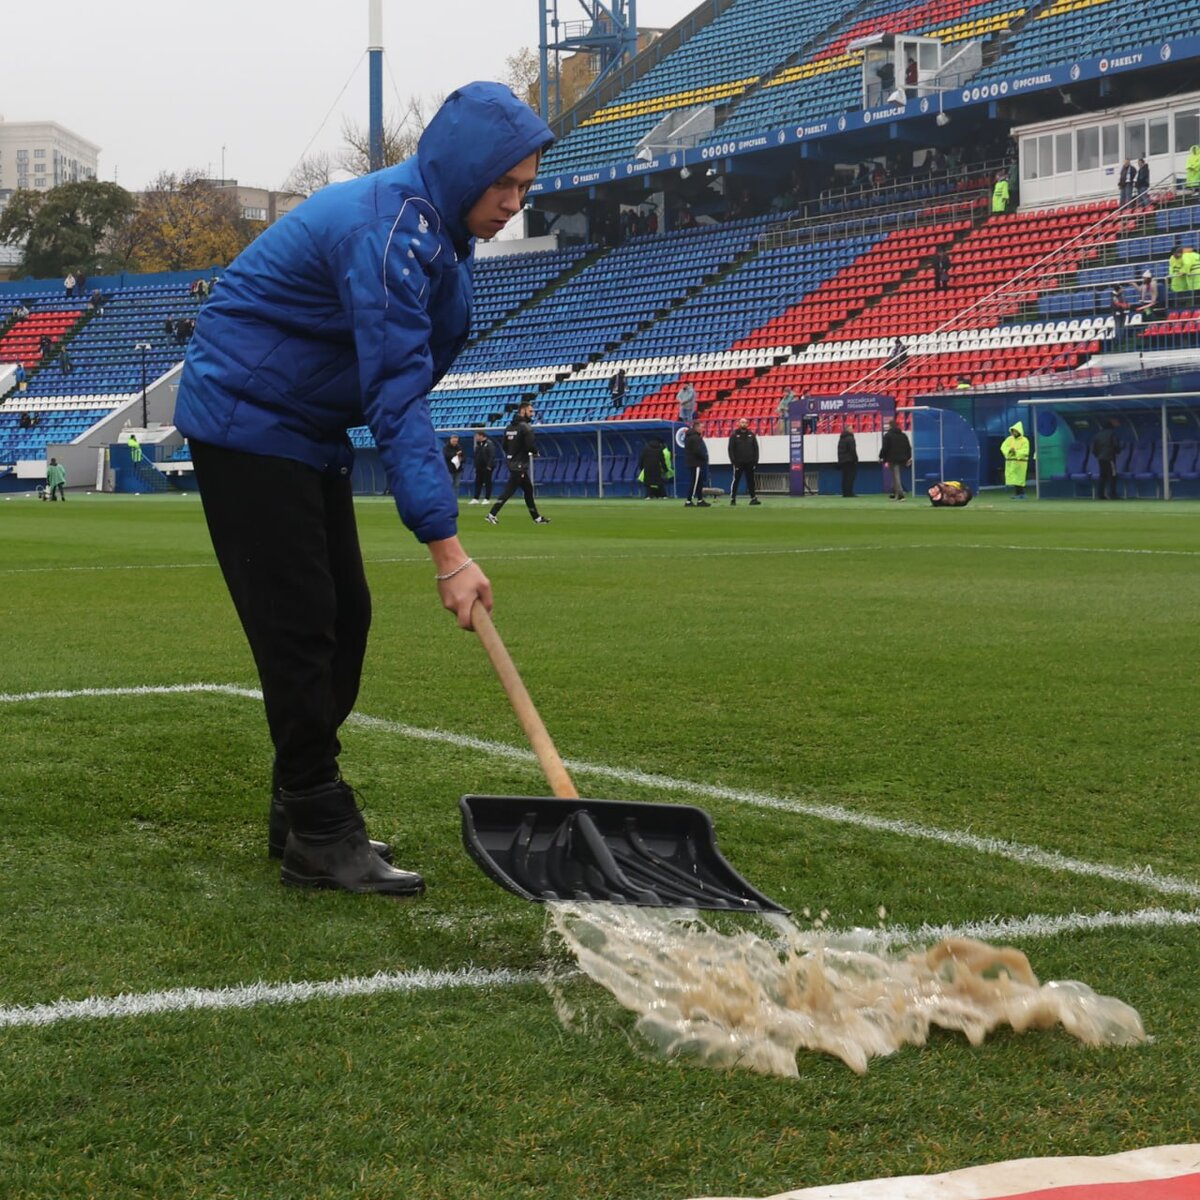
xmin=174 ymin=82 xmax=552 ymax=543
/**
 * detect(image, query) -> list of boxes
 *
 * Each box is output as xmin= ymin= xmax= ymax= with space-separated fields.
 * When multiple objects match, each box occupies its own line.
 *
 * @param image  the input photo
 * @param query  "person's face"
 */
xmin=465 ymin=151 xmax=540 ymax=239
xmin=519 ymin=405 xmax=534 ymax=422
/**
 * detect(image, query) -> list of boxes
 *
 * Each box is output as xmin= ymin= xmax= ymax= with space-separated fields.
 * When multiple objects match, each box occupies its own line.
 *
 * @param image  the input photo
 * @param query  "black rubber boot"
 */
xmin=268 ymin=791 xmax=393 ymax=862
xmin=279 ymin=781 xmax=424 ymax=897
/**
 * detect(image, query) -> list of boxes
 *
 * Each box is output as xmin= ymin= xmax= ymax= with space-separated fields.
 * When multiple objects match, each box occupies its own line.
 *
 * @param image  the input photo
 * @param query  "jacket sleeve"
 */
xmin=330 ymin=203 xmax=458 ymax=544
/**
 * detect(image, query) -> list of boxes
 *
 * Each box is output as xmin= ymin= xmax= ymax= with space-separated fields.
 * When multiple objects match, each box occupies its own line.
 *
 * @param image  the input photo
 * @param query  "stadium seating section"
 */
xmin=4 ymin=185 xmax=1199 ymax=469
xmin=541 ymin=0 xmax=1188 ymax=179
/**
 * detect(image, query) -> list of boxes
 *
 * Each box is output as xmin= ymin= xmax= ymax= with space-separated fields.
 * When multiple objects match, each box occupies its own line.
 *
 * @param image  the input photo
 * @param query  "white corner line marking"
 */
xmin=4 ymin=683 xmax=1199 ymax=902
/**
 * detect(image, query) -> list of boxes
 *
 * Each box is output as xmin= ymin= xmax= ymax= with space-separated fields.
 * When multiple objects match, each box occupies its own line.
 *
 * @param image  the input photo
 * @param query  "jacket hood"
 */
xmin=1009 ymin=421 xmax=1025 ymax=436
xmin=417 ymin=82 xmax=553 ymax=250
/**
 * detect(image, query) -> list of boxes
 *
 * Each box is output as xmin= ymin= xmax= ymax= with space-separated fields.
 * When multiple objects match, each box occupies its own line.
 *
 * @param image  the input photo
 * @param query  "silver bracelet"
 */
xmin=435 ymin=557 xmax=474 ymax=582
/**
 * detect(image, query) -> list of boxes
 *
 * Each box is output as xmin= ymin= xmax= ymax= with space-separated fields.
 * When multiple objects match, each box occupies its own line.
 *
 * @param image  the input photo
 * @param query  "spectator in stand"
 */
xmin=1188 ymin=145 xmax=1200 ymax=198
xmin=75 ymin=271 xmax=87 ymax=298
xmin=956 ymin=375 xmax=972 ymax=389
xmin=39 ymin=334 xmax=53 ymax=357
xmin=1118 ymin=158 xmax=1136 ymax=207
xmin=880 ymin=417 xmax=911 ymax=501
xmin=14 ymin=364 xmax=27 ymax=392
xmin=932 ymin=249 xmax=951 ymax=292
xmin=904 ymin=56 xmax=918 ymax=99
xmin=470 ymin=429 xmax=496 ymax=505
xmin=991 ymin=174 xmax=1010 ymax=214
xmin=1135 ymin=270 xmax=1161 ymax=319
xmin=63 ymin=272 xmax=76 ymax=298
xmin=608 ymin=368 xmax=627 ymax=410
xmin=1109 ymin=284 xmax=1132 ymax=341
xmin=727 ymin=418 xmax=761 ymax=506
xmin=19 ymin=409 xmax=32 ymax=428
xmin=90 ymin=289 xmax=105 ymax=312
xmin=777 ymin=385 xmax=798 ymax=434
xmin=12 ymin=299 xmax=30 ymax=321
xmin=874 ymin=61 xmax=894 ymax=105
xmin=1167 ymin=244 xmax=1198 ymax=312
xmin=676 ymin=380 xmax=697 ymax=425
xmin=837 ymin=422 xmax=858 ymax=497
xmin=1091 ymin=418 xmax=1122 ymax=501
xmin=1134 ymin=157 xmax=1150 ymax=208
xmin=59 ymin=346 xmax=73 ymax=374
xmin=884 ymin=337 xmax=908 ymax=371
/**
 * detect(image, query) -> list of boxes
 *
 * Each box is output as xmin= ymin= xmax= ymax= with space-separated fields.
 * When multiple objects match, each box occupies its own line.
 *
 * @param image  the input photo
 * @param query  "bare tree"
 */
xmin=338 ymin=94 xmax=442 ymax=176
xmin=283 ymin=150 xmax=336 ymax=198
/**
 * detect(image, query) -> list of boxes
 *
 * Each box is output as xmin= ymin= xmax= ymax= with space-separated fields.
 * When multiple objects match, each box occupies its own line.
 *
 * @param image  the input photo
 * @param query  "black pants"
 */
xmin=686 ymin=464 xmax=707 ymax=502
xmin=490 ymin=467 xmax=538 ymax=516
xmin=1097 ymin=459 xmax=1119 ymax=499
xmin=730 ymin=465 xmax=757 ymax=500
xmin=190 ymin=441 xmax=370 ymax=792
xmin=474 ymin=467 xmax=494 ymax=501
xmin=840 ymin=462 xmax=857 ymax=496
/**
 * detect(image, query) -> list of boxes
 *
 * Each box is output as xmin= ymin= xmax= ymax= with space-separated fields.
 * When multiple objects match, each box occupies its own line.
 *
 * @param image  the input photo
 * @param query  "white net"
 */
xmin=544 ymin=902 xmax=1147 ymax=1077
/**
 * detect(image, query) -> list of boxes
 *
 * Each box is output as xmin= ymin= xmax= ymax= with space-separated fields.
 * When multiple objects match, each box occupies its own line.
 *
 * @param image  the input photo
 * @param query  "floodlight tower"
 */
xmin=539 ymin=0 xmax=638 ymax=123
xmin=368 ymin=0 xmax=384 ymax=172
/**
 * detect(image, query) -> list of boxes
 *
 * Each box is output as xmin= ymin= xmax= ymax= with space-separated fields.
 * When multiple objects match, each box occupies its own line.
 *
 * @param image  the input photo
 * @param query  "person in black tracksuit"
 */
xmin=880 ymin=417 xmax=912 ymax=500
xmin=471 ymin=429 xmax=496 ymax=503
xmin=638 ymin=437 xmax=671 ymax=498
xmin=487 ymin=400 xmax=549 ymax=524
xmin=1091 ymin=418 xmax=1122 ymax=501
xmin=837 ymin=424 xmax=858 ymax=497
xmin=683 ymin=420 xmax=710 ymax=507
xmin=727 ymin=418 xmax=761 ymax=505
xmin=443 ymin=434 xmax=464 ymax=493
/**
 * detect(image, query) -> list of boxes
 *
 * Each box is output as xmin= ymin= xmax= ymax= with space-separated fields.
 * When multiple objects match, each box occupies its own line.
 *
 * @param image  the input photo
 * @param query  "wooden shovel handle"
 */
xmin=471 ymin=601 xmax=580 ymax=800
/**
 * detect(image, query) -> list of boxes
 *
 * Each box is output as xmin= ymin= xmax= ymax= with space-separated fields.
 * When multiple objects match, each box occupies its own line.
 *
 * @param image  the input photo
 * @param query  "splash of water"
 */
xmin=543 ymin=903 xmax=1147 ymax=1077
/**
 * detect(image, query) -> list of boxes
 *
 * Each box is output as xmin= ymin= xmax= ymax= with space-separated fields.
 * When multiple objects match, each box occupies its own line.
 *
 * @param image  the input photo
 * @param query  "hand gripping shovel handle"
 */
xmin=471 ymin=601 xmax=580 ymax=800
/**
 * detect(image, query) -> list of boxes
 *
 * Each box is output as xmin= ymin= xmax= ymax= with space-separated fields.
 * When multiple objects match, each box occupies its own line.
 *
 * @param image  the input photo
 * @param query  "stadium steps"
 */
xmin=706 ymin=0 xmax=872 ymax=139
xmin=982 ymin=0 xmax=1048 ymax=67
xmin=464 ymin=244 xmax=608 ymax=354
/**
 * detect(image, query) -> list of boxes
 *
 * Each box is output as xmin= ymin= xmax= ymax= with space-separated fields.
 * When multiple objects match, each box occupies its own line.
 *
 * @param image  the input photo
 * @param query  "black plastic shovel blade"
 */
xmin=460 ymin=794 xmax=788 ymax=913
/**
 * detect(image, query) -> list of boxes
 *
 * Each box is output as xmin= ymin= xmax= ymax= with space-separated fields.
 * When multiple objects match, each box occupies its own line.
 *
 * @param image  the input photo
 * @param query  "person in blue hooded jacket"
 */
xmin=174 ymin=82 xmax=553 ymax=898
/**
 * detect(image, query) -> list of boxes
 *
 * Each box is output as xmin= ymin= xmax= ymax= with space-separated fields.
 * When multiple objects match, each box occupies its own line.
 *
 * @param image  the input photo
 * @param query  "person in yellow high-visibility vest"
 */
xmin=1000 ymin=420 xmax=1030 ymax=499
xmin=991 ymin=175 xmax=1010 ymax=214
xmin=127 ymin=433 xmax=142 ymax=463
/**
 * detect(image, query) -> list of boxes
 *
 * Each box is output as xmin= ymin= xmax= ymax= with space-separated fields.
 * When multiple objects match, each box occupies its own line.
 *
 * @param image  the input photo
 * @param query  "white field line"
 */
xmin=3 ymin=540 xmax=1200 ymax=576
xmin=4 ymin=682 xmax=1199 ymax=903
xmin=2 ymin=907 xmax=1198 ymax=1030
xmin=2 ymin=683 xmax=1198 ymax=1030
xmin=0 ymin=967 xmax=542 ymax=1030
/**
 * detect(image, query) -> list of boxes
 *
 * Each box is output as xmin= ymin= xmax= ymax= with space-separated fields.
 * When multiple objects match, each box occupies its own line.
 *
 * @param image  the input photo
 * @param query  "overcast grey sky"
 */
xmin=1 ymin=0 xmax=701 ymax=192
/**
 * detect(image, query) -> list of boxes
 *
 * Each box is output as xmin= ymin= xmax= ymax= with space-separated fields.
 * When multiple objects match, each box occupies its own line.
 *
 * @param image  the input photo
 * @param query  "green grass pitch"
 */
xmin=1 ymin=489 xmax=1198 ymax=1199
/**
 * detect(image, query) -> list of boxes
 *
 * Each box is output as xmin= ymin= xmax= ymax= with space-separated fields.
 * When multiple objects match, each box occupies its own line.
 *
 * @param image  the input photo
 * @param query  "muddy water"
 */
xmin=544 ymin=903 xmax=1146 ymax=1076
